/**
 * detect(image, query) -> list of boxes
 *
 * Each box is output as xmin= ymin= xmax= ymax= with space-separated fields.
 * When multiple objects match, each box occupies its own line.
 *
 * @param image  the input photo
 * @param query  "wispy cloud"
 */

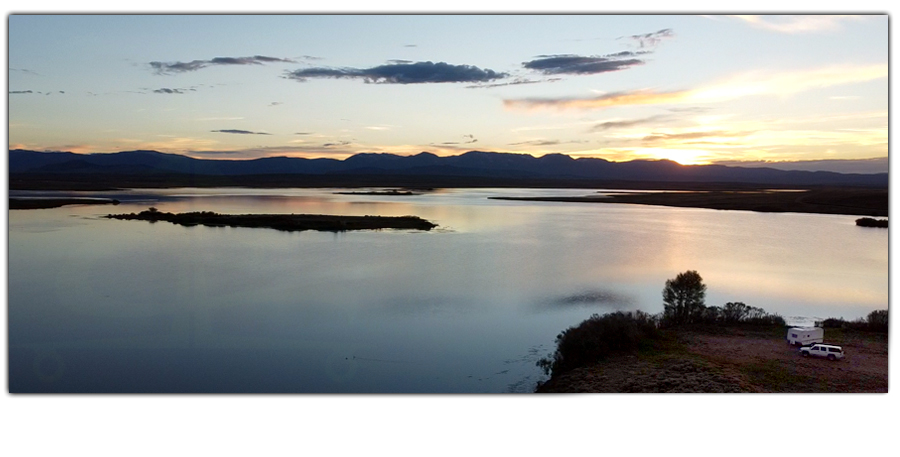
xmin=10 ymin=68 xmax=42 ymax=76
xmin=522 ymin=52 xmax=646 ymax=75
xmin=153 ymin=87 xmax=195 ymax=94
xmin=284 ymin=61 xmax=508 ymax=84
xmin=211 ymin=129 xmax=272 ymax=135
xmin=591 ymin=114 xmax=673 ymax=132
xmin=505 ymin=64 xmax=887 ymax=111
xmin=466 ymin=77 xmax=561 ymax=89
xmin=619 ymin=28 xmax=675 ymax=48
xmin=730 ymin=15 xmax=863 ymax=34
xmin=642 ymin=130 xmax=753 ymax=144
xmin=508 ymin=139 xmax=588 ymax=146
xmin=10 ymin=90 xmax=65 ymax=95
xmin=150 ymin=55 xmax=296 ymax=74
xmin=437 ymin=134 xmax=478 ymax=146
xmin=505 ymin=89 xmax=689 ymax=110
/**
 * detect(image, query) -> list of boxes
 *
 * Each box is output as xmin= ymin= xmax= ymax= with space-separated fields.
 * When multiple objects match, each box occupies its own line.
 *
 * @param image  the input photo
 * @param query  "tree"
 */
xmin=867 ymin=309 xmax=888 ymax=332
xmin=722 ymin=302 xmax=750 ymax=323
xmin=662 ymin=270 xmax=707 ymax=325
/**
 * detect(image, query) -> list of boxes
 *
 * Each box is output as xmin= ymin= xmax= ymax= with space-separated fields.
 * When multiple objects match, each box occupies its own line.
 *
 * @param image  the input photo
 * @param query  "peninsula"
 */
xmin=105 ymin=208 xmax=438 ymax=232
xmin=10 ymin=197 xmax=120 ymax=210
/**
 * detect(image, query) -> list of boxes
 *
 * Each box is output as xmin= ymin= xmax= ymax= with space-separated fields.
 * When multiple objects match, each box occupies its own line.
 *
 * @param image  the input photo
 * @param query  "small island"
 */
xmin=333 ymin=189 xmax=421 ymax=196
xmin=106 ymin=208 xmax=438 ymax=232
xmin=10 ymin=197 xmax=120 ymax=210
xmin=855 ymin=217 xmax=888 ymax=228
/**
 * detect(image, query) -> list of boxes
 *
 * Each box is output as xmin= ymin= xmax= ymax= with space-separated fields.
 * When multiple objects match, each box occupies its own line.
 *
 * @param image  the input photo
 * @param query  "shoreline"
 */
xmin=491 ymin=188 xmax=888 ymax=217
xmin=9 ymin=197 xmax=121 ymax=210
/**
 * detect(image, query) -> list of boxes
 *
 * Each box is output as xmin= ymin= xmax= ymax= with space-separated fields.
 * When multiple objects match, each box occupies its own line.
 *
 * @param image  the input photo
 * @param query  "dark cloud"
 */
xmin=153 ymin=88 xmax=190 ymax=94
xmin=590 ymin=114 xmax=673 ymax=132
xmin=211 ymin=129 xmax=272 ymax=135
xmin=323 ymin=141 xmax=351 ymax=147
xmin=466 ymin=77 xmax=562 ymax=89
xmin=150 ymin=55 xmax=296 ymax=74
xmin=285 ymin=61 xmax=508 ymax=84
xmin=10 ymin=90 xmax=66 ymax=95
xmin=523 ymin=53 xmax=644 ymax=75
xmin=294 ymin=132 xmax=312 ymax=135
xmin=269 ymin=102 xmax=283 ymax=106
xmin=620 ymin=28 xmax=675 ymax=48
xmin=403 ymin=44 xmax=418 ymax=48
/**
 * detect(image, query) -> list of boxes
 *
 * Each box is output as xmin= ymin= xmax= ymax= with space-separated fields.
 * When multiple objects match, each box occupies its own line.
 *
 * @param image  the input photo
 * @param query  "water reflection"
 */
xmin=8 ymin=187 xmax=888 ymax=392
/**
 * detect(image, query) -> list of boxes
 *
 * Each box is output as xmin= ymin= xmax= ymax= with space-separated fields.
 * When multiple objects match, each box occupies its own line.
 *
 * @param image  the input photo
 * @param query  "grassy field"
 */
xmin=537 ymin=326 xmax=888 ymax=393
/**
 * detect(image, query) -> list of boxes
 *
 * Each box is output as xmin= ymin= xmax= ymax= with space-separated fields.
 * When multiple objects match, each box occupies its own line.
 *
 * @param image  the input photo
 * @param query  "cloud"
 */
xmin=403 ymin=44 xmax=418 ymax=48
xmin=730 ymin=15 xmax=863 ymax=34
xmin=150 ymin=55 xmax=296 ymax=74
xmin=590 ymin=114 xmax=673 ymax=132
xmin=505 ymin=64 xmax=887 ymax=111
xmin=642 ymin=130 xmax=753 ymax=144
xmin=284 ymin=61 xmax=508 ymax=84
xmin=269 ymin=102 xmax=283 ymax=106
xmin=438 ymin=134 xmax=478 ymax=145
xmin=294 ymin=132 xmax=312 ymax=135
xmin=11 ymin=68 xmax=41 ymax=76
xmin=10 ymin=90 xmax=66 ymax=95
xmin=322 ymin=141 xmax=351 ymax=147
xmin=211 ymin=129 xmax=272 ymax=135
xmin=466 ymin=77 xmax=562 ymax=89
xmin=505 ymin=89 xmax=689 ymax=110
xmin=153 ymin=88 xmax=194 ymax=94
xmin=619 ymin=28 xmax=674 ymax=48
xmin=522 ymin=52 xmax=645 ymax=75
xmin=508 ymin=139 xmax=588 ymax=147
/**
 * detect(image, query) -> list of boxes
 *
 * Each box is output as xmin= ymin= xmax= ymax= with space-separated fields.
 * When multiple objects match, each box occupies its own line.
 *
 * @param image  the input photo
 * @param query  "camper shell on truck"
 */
xmin=787 ymin=327 xmax=824 ymax=346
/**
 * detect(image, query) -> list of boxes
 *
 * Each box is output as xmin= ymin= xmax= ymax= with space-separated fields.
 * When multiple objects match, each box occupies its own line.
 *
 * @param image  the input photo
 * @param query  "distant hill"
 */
xmin=8 ymin=149 xmax=888 ymax=188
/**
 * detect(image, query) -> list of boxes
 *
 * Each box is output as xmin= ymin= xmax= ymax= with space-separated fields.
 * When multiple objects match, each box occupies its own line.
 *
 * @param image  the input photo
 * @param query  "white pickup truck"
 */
xmin=799 ymin=344 xmax=844 ymax=361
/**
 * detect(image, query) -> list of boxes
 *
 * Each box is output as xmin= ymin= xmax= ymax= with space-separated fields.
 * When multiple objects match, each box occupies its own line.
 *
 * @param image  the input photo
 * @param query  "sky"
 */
xmin=7 ymin=14 xmax=889 ymax=171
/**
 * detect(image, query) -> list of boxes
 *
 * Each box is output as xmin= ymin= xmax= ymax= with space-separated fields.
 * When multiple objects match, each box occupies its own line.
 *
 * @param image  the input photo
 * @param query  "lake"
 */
xmin=7 ymin=187 xmax=888 ymax=392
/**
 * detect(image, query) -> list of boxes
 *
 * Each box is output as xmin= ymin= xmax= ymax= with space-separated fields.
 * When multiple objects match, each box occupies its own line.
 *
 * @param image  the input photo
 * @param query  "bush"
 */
xmin=821 ymin=310 xmax=888 ymax=332
xmin=537 ymin=311 xmax=660 ymax=377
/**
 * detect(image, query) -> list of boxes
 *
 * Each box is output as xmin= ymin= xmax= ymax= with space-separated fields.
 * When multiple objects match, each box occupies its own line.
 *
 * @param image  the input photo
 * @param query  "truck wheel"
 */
xmin=802 ymin=352 xmax=809 ymax=357
xmin=827 ymin=354 xmax=836 ymax=361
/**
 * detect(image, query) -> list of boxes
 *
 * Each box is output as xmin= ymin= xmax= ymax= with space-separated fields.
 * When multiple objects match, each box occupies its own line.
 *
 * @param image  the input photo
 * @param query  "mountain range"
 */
xmin=8 ymin=149 xmax=888 ymax=188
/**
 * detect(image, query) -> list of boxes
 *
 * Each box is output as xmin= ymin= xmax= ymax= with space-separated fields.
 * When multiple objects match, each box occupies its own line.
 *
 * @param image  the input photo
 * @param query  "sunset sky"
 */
xmin=8 ymin=14 xmax=889 ymax=171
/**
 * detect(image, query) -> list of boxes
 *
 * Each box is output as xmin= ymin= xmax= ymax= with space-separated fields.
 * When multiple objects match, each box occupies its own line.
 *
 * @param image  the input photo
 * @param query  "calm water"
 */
xmin=8 ymin=188 xmax=888 ymax=392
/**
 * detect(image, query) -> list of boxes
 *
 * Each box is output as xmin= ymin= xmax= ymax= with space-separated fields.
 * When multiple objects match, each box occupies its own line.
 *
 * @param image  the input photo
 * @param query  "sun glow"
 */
xmin=637 ymin=148 xmax=711 ymax=165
